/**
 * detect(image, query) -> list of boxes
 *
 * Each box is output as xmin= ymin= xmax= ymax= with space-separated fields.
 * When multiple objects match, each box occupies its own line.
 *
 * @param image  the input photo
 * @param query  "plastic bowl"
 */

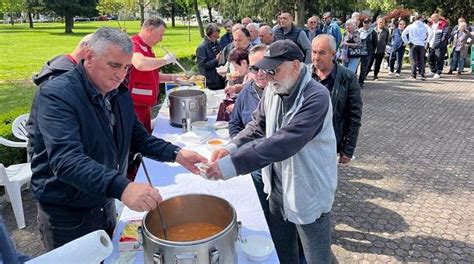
xmin=207 ymin=138 xmax=225 ymax=151
xmin=215 ymin=129 xmax=230 ymax=139
xmin=240 ymin=235 xmax=274 ymax=262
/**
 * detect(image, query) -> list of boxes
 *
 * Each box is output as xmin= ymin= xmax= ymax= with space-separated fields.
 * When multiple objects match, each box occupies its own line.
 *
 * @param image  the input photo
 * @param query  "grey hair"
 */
xmin=88 ymin=27 xmax=132 ymax=56
xmin=223 ymin=19 xmax=233 ymax=25
xmin=205 ymin=23 xmax=220 ymax=36
xmin=345 ymin=19 xmax=356 ymax=28
xmin=246 ymin=22 xmax=259 ymax=31
xmin=249 ymin=44 xmax=267 ymax=55
xmin=259 ymin=25 xmax=273 ymax=35
xmin=143 ymin=17 xmax=167 ymax=29
xmin=313 ymin=34 xmax=337 ymax=53
xmin=351 ymin=12 xmax=361 ymax=20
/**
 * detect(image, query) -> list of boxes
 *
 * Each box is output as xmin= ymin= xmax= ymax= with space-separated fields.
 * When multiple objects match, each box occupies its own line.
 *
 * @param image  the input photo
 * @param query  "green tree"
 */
xmin=43 ymin=0 xmax=97 ymax=33
xmin=0 ymin=0 xmax=23 ymax=25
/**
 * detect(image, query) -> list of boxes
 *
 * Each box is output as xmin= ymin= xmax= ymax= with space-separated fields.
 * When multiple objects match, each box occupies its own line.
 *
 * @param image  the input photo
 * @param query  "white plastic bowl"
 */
xmin=207 ymin=138 xmax=225 ymax=151
xmin=215 ymin=129 xmax=230 ymax=139
xmin=240 ymin=235 xmax=274 ymax=262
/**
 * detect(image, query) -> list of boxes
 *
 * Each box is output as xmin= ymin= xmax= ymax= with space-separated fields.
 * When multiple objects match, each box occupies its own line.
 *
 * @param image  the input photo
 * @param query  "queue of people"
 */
xmin=15 ymin=9 xmax=471 ymax=264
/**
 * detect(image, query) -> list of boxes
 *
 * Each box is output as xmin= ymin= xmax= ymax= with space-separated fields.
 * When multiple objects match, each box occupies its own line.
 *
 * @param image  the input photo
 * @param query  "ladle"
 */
xmin=134 ymin=153 xmax=168 ymax=240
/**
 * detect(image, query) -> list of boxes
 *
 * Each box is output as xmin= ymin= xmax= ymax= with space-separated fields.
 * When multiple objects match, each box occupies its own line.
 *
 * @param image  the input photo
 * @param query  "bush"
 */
xmin=0 ymin=109 xmax=28 ymax=167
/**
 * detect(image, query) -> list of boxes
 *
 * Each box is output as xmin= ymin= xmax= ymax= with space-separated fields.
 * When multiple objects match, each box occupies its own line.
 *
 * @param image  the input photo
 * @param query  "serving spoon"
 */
xmin=134 ymin=153 xmax=168 ymax=240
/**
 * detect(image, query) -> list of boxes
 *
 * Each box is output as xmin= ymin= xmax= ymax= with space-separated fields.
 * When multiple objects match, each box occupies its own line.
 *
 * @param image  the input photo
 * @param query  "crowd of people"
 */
xmin=1 ymin=10 xmax=472 ymax=264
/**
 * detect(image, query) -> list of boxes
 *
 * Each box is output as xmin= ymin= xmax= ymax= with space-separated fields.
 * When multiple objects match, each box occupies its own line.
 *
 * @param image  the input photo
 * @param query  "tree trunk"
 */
xmin=65 ymin=14 xmax=74 ymax=33
xmin=295 ymin=0 xmax=305 ymax=27
xmin=193 ymin=0 xmax=204 ymax=38
xmin=171 ymin=4 xmax=175 ymax=27
xmin=28 ymin=11 xmax=34 ymax=28
xmin=9 ymin=11 xmax=14 ymax=25
xmin=140 ymin=2 xmax=145 ymax=26
xmin=207 ymin=4 xmax=213 ymax=22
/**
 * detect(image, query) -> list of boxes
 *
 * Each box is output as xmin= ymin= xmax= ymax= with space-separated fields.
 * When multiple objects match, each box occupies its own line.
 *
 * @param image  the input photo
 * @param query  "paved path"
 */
xmin=1 ymin=68 xmax=473 ymax=263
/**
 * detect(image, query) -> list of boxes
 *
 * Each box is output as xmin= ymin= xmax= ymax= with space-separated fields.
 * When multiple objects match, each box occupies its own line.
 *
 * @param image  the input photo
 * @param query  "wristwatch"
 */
xmin=172 ymin=147 xmax=182 ymax=162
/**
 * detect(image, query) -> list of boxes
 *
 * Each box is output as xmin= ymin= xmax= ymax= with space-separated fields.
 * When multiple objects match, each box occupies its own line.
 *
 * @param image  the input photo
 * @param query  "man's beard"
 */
xmin=270 ymin=78 xmax=295 ymax=95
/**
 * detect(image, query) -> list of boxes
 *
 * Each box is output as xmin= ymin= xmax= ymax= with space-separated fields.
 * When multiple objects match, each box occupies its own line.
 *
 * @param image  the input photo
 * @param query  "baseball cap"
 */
xmin=253 ymin=40 xmax=304 ymax=71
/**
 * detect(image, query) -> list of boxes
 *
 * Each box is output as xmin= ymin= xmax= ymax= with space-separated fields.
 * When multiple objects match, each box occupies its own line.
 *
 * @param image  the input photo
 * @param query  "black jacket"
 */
xmin=329 ymin=63 xmax=363 ymax=157
xmin=30 ymin=62 xmax=179 ymax=207
xmin=196 ymin=37 xmax=225 ymax=90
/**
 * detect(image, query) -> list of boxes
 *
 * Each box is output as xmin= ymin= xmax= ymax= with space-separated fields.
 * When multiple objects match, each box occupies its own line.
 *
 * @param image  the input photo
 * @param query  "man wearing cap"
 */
xmin=206 ymin=39 xmax=338 ymax=263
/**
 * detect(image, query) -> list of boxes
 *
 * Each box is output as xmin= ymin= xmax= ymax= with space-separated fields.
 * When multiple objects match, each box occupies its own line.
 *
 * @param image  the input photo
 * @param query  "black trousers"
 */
xmin=428 ymin=47 xmax=447 ymax=74
xmin=37 ymin=199 xmax=116 ymax=251
xmin=369 ymin=53 xmax=385 ymax=78
xmin=409 ymin=45 xmax=426 ymax=77
xmin=359 ymin=54 xmax=372 ymax=86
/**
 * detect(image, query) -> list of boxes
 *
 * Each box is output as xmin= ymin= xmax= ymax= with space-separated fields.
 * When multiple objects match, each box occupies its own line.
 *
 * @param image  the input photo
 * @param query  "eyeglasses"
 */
xmin=309 ymin=21 xmax=316 ymax=24
xmin=249 ymin=65 xmax=280 ymax=76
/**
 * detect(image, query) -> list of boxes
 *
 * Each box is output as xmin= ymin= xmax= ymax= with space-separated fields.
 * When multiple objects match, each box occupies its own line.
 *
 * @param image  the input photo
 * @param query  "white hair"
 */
xmin=351 ymin=12 xmax=361 ymax=20
xmin=313 ymin=34 xmax=337 ymax=53
xmin=345 ymin=19 xmax=356 ymax=28
xmin=246 ymin=22 xmax=259 ymax=31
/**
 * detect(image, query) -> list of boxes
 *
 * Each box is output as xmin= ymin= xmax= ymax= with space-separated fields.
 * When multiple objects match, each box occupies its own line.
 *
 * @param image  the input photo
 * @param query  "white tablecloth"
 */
xmin=107 ymin=113 xmax=279 ymax=263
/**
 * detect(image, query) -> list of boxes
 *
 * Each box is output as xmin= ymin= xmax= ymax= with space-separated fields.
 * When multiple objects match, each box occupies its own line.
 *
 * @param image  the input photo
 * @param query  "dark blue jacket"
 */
xmin=391 ymin=28 xmax=405 ymax=51
xmin=229 ymin=80 xmax=261 ymax=138
xmin=219 ymin=32 xmax=233 ymax=50
xmin=196 ymin=37 xmax=225 ymax=90
xmin=30 ymin=62 xmax=179 ymax=208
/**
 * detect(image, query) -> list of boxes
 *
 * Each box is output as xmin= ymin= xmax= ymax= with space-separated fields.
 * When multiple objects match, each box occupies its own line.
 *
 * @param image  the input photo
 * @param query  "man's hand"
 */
xmin=216 ymin=52 xmax=223 ymax=63
xmin=121 ymin=182 xmax=162 ymax=212
xmin=163 ymin=53 xmax=176 ymax=65
xmin=205 ymin=162 xmax=224 ymax=180
xmin=211 ymin=148 xmax=230 ymax=162
xmin=175 ymin=149 xmax=208 ymax=174
xmin=338 ymin=154 xmax=352 ymax=164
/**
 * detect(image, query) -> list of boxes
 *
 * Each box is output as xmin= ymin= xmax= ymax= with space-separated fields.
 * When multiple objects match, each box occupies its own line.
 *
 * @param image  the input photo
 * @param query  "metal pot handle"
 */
xmin=236 ymin=221 xmax=246 ymax=243
xmin=209 ymin=249 xmax=219 ymax=264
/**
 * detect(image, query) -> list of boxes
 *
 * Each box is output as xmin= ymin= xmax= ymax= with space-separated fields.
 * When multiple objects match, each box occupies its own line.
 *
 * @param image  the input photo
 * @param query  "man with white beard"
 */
xmin=205 ymin=40 xmax=338 ymax=263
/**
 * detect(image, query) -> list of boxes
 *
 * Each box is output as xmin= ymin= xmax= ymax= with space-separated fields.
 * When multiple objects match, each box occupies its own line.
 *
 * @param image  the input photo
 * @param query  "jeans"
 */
xmin=389 ymin=47 xmax=405 ymax=74
xmin=267 ymin=195 xmax=332 ymax=264
xmin=343 ymin=57 xmax=361 ymax=73
xmin=409 ymin=44 xmax=426 ymax=77
xmin=37 ymin=199 xmax=116 ymax=251
xmin=450 ymin=50 xmax=465 ymax=72
xmin=428 ymin=47 xmax=447 ymax=74
xmin=251 ymin=170 xmax=270 ymax=221
xmin=359 ymin=54 xmax=372 ymax=86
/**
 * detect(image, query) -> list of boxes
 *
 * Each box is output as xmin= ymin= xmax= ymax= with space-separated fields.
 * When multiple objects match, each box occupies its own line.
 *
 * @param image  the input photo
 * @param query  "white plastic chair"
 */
xmin=12 ymin=113 xmax=29 ymax=142
xmin=0 ymin=163 xmax=32 ymax=229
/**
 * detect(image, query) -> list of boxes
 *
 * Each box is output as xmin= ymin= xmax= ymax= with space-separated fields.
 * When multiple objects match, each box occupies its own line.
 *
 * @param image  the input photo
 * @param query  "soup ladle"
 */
xmin=134 ymin=153 xmax=168 ymax=240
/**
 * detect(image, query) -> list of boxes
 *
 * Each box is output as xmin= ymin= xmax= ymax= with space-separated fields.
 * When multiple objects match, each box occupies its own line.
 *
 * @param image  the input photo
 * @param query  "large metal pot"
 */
xmin=168 ymin=90 xmax=206 ymax=127
xmin=141 ymin=194 xmax=238 ymax=264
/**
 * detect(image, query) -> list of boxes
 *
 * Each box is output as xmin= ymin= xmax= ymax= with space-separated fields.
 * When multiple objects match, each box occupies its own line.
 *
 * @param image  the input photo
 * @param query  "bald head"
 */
xmin=241 ymin=17 xmax=253 ymax=26
xmin=71 ymin=33 xmax=93 ymax=61
xmin=431 ymin=13 xmax=439 ymax=23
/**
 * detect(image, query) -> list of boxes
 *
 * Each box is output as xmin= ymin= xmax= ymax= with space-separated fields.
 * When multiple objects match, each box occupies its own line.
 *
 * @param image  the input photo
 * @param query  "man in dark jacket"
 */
xmin=196 ymin=23 xmax=225 ymax=90
xmin=311 ymin=34 xmax=363 ymax=164
xmin=388 ymin=20 xmax=407 ymax=76
xmin=273 ymin=12 xmax=312 ymax=63
xmin=426 ymin=13 xmax=450 ymax=79
xmin=358 ymin=18 xmax=378 ymax=87
xmin=219 ymin=19 xmax=234 ymax=49
xmin=30 ymin=27 xmax=206 ymax=251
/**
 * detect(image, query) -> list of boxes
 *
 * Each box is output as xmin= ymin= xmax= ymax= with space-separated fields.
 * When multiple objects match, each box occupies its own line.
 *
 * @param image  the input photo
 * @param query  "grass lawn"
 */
xmin=0 ymin=20 xmax=203 ymax=81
